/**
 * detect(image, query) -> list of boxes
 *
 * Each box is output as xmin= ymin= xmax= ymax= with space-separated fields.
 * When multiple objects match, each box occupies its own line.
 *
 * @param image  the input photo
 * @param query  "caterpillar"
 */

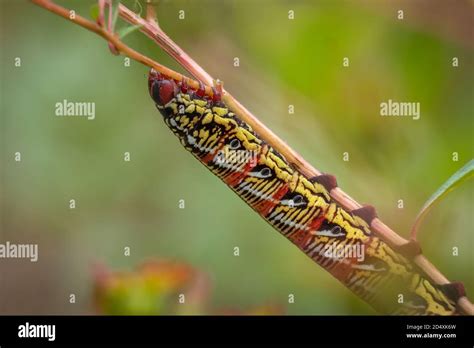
xmin=148 ymin=69 xmax=465 ymax=315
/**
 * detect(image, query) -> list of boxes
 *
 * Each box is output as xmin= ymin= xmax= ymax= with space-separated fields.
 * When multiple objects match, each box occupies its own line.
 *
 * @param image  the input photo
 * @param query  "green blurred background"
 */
xmin=0 ymin=0 xmax=473 ymax=314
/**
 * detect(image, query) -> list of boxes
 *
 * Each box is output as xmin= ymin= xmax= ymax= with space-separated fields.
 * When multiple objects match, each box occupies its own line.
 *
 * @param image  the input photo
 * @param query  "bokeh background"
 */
xmin=0 ymin=0 xmax=473 ymax=314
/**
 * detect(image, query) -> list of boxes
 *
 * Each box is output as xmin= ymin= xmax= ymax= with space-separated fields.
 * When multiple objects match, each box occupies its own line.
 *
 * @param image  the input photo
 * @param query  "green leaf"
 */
xmin=118 ymin=24 xmax=143 ymax=39
xmin=90 ymin=4 xmax=100 ymax=21
xmin=111 ymin=0 xmax=120 ymax=30
xmin=411 ymin=159 xmax=474 ymax=239
xmin=133 ymin=0 xmax=143 ymax=17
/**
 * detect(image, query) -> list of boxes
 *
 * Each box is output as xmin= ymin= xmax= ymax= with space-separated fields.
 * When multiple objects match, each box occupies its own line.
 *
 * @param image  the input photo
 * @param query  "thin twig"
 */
xmin=31 ymin=0 xmax=473 ymax=315
xmin=30 ymin=0 xmax=214 ymax=95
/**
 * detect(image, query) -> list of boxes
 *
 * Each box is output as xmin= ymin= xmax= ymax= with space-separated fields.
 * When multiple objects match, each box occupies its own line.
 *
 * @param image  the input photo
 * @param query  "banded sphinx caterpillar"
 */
xmin=148 ymin=69 xmax=464 ymax=315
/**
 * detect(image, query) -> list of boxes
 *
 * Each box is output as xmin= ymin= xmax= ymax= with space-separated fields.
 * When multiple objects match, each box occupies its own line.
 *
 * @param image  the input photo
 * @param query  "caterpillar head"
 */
xmin=148 ymin=69 xmax=179 ymax=106
xmin=148 ymin=69 xmax=245 ymax=160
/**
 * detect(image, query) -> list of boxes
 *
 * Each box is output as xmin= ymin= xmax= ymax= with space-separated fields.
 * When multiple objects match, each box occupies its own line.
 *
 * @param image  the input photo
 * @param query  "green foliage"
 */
xmin=118 ymin=24 xmax=143 ymax=39
xmin=111 ymin=0 xmax=121 ymax=30
xmin=89 ymin=3 xmax=99 ymax=21
xmin=411 ymin=160 xmax=473 ymax=238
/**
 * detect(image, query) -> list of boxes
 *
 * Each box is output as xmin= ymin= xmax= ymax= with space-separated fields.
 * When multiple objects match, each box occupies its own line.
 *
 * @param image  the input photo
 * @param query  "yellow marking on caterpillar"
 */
xmin=325 ymin=203 xmax=338 ymax=222
xmin=185 ymin=104 xmax=196 ymax=113
xmin=194 ymin=99 xmax=208 ymax=107
xmin=212 ymin=106 xmax=229 ymax=117
xmin=168 ymin=102 xmax=178 ymax=114
xmin=202 ymin=112 xmax=213 ymax=124
xmin=195 ymin=106 xmax=205 ymax=115
xmin=177 ymin=94 xmax=191 ymax=106
xmin=199 ymin=128 xmax=209 ymax=140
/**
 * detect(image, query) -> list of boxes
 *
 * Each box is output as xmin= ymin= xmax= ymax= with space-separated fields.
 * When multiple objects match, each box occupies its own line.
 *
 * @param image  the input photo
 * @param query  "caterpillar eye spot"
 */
xmin=229 ymin=138 xmax=240 ymax=149
xmin=293 ymin=194 xmax=304 ymax=205
xmin=260 ymin=168 xmax=271 ymax=177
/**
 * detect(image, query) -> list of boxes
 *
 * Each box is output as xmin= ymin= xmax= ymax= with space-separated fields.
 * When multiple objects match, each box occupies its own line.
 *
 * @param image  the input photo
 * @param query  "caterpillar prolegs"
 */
xmin=148 ymin=69 xmax=464 ymax=315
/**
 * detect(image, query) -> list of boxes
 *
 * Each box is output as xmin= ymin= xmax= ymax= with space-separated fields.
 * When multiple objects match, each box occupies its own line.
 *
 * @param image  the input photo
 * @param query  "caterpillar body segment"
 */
xmin=148 ymin=71 xmax=459 ymax=315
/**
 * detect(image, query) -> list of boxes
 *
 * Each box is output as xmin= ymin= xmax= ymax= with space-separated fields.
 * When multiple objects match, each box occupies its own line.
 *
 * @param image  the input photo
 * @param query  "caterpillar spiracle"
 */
xmin=148 ymin=69 xmax=464 ymax=315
